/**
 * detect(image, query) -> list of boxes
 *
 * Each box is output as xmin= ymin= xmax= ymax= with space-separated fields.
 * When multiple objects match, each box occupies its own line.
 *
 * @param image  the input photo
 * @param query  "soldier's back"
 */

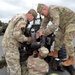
xmin=27 ymin=56 xmax=49 ymax=75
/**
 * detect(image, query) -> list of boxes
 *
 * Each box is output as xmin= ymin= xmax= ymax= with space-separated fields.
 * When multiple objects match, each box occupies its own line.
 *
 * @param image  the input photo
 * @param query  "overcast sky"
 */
xmin=0 ymin=0 xmax=75 ymax=23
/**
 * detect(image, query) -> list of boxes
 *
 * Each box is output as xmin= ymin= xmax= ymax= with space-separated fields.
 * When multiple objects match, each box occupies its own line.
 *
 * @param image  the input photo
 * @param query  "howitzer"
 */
xmin=19 ymin=28 xmax=55 ymax=64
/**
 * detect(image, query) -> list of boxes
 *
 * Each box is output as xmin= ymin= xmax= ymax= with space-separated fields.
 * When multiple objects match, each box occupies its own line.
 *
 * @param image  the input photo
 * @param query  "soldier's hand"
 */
xmin=36 ymin=31 xmax=43 ymax=39
xmin=27 ymin=37 xmax=32 ymax=43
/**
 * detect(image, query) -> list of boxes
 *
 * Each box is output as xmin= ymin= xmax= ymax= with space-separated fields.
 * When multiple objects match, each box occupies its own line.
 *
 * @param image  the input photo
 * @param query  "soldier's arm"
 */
xmin=12 ymin=19 xmax=29 ymax=43
xmin=36 ymin=17 xmax=49 ymax=39
xmin=40 ymin=17 xmax=49 ymax=30
xmin=42 ymin=8 xmax=59 ymax=36
xmin=37 ymin=17 xmax=49 ymax=33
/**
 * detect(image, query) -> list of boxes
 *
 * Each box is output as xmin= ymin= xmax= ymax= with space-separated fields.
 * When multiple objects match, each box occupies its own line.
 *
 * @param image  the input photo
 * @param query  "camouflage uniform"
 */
xmin=27 ymin=46 xmax=49 ymax=75
xmin=37 ymin=4 xmax=75 ymax=56
xmin=2 ymin=9 xmax=37 ymax=75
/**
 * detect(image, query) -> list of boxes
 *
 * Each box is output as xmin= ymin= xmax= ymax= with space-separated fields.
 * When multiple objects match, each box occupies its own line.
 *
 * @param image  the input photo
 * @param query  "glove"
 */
xmin=27 ymin=37 xmax=32 ymax=43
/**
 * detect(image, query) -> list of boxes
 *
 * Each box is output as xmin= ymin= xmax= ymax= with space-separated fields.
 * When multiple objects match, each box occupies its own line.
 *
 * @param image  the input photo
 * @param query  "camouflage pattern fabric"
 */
xmin=54 ymin=27 xmax=75 ymax=56
xmin=38 ymin=46 xmax=49 ymax=58
xmin=21 ymin=61 xmax=29 ymax=75
xmin=38 ymin=5 xmax=75 ymax=56
xmin=2 ymin=14 xmax=29 ymax=75
xmin=27 ymin=56 xmax=49 ymax=75
xmin=4 ymin=48 xmax=21 ymax=75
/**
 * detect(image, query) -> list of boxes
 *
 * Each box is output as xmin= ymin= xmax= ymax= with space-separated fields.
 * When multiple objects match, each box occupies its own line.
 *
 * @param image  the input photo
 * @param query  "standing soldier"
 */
xmin=2 ymin=9 xmax=37 ymax=75
xmin=36 ymin=3 xmax=75 ymax=66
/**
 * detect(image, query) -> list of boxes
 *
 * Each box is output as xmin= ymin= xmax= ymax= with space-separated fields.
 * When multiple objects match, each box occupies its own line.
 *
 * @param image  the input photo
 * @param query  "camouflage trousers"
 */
xmin=27 ymin=56 xmax=49 ymax=75
xmin=2 ymin=47 xmax=21 ymax=75
xmin=21 ymin=61 xmax=29 ymax=75
xmin=54 ymin=28 xmax=75 ymax=56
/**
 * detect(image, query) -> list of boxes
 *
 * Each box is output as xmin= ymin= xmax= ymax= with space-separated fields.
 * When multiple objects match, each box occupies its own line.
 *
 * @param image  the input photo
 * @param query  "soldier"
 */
xmin=36 ymin=3 xmax=75 ymax=66
xmin=27 ymin=46 xmax=49 ymax=75
xmin=2 ymin=9 xmax=37 ymax=75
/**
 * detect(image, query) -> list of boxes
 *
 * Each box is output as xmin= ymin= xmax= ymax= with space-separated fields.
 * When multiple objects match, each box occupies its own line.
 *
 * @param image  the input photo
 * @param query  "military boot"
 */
xmin=62 ymin=56 xmax=75 ymax=66
xmin=48 ymin=50 xmax=58 ymax=57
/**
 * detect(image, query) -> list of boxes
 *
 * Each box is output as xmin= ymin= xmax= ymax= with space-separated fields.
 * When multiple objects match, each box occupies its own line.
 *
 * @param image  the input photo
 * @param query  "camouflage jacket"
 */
xmin=39 ymin=5 xmax=75 ymax=36
xmin=2 ymin=14 xmax=29 ymax=48
xmin=27 ymin=56 xmax=49 ymax=75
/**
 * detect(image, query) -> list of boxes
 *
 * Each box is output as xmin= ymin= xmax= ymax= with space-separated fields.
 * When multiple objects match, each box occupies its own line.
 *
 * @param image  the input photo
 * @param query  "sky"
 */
xmin=0 ymin=0 xmax=75 ymax=23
